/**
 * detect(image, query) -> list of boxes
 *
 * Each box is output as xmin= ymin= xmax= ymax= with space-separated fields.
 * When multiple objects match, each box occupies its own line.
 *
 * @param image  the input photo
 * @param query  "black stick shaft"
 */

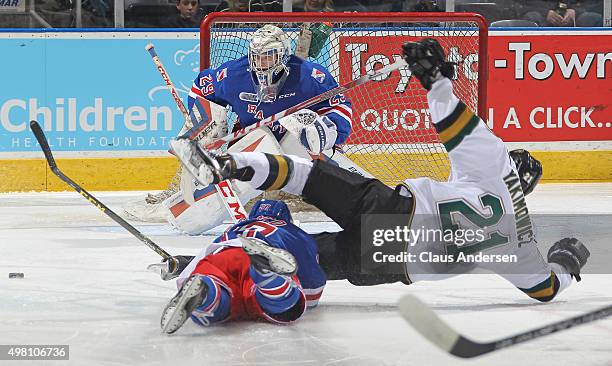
xmin=490 ymin=304 xmax=612 ymax=351
xmin=452 ymin=304 xmax=612 ymax=358
xmin=30 ymin=120 xmax=171 ymax=260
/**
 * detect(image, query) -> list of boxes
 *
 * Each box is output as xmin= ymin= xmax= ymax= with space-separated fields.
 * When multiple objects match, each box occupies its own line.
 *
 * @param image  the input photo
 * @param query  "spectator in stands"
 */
xmin=293 ymin=0 xmax=334 ymax=11
xmin=521 ymin=0 xmax=603 ymax=27
xmin=214 ymin=0 xmax=282 ymax=12
xmin=163 ymin=0 xmax=204 ymax=28
xmin=409 ymin=0 xmax=443 ymax=12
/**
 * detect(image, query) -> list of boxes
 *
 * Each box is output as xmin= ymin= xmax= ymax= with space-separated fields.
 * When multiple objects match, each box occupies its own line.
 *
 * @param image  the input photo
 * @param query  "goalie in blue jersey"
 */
xmin=138 ymin=24 xmax=367 ymax=235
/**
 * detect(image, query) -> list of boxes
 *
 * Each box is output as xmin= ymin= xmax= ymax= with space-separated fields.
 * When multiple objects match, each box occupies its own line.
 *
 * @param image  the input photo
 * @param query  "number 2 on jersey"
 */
xmin=437 ymin=194 xmax=509 ymax=256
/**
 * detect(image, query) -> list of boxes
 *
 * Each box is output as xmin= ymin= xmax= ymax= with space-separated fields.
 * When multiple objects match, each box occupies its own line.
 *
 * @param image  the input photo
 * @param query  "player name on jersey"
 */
xmin=503 ymin=172 xmax=535 ymax=247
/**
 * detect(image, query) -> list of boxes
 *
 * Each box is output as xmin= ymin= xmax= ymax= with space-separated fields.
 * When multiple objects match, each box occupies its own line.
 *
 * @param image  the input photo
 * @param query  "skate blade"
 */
xmin=169 ymin=139 xmax=207 ymax=186
xmin=160 ymin=276 xmax=203 ymax=334
xmin=239 ymin=237 xmax=298 ymax=276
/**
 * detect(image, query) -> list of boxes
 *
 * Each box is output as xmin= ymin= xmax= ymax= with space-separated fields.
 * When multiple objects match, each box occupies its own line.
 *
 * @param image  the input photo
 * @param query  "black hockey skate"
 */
xmin=548 ymin=237 xmax=590 ymax=282
xmin=402 ymin=38 xmax=455 ymax=90
xmin=239 ymin=237 xmax=298 ymax=276
xmin=169 ymin=138 xmax=226 ymax=186
xmin=160 ymin=275 xmax=209 ymax=334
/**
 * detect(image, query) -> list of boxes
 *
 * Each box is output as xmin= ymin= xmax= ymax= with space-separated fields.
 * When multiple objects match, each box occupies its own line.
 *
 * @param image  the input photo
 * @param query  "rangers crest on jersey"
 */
xmin=311 ymin=68 xmax=326 ymax=83
xmin=216 ymin=68 xmax=228 ymax=82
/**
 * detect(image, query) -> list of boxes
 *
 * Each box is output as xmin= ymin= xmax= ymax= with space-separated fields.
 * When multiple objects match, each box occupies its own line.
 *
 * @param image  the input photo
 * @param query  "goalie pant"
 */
xmin=227 ymin=78 xmax=574 ymax=303
xmin=174 ymin=216 xmax=326 ymax=326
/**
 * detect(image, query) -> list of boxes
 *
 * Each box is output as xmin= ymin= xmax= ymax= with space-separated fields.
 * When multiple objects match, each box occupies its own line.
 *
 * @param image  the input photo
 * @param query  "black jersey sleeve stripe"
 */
xmin=434 ymin=101 xmax=467 ymax=134
xmin=268 ymin=155 xmax=293 ymax=191
xmin=442 ymin=114 xmax=480 ymax=152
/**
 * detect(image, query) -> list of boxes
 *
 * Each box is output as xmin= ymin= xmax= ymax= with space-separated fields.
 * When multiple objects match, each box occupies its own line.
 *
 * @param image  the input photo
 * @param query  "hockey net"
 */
xmin=201 ymin=12 xmax=488 ymax=189
xmin=135 ymin=13 xmax=487 ymax=218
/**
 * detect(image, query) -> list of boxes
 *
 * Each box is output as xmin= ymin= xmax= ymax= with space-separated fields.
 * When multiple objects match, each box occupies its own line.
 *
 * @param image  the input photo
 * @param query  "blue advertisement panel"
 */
xmin=0 ymin=32 xmax=202 ymax=154
xmin=0 ymin=30 xmax=333 ymax=156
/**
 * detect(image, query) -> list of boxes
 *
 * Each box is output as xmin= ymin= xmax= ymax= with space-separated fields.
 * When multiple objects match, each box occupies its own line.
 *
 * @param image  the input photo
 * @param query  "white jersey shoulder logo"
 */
xmin=311 ymin=68 xmax=326 ymax=83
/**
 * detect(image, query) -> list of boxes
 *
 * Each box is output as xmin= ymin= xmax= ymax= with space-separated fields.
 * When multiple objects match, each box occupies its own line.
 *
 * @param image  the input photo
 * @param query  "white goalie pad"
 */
xmin=123 ymin=193 xmax=173 ymax=223
xmin=166 ymin=127 xmax=285 ymax=235
xmin=123 ymin=99 xmax=230 ymax=223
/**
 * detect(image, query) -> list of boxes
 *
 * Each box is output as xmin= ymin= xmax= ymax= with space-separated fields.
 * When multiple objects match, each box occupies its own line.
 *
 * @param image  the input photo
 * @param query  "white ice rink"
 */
xmin=1 ymin=184 xmax=611 ymax=366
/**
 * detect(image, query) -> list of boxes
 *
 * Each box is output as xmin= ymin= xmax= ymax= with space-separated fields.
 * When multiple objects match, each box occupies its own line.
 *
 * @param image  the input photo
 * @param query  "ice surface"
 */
xmin=1 ymin=184 xmax=611 ymax=366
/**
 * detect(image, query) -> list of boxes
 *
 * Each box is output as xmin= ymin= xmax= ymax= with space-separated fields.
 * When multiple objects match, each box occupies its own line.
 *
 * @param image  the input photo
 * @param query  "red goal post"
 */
xmin=200 ymin=12 xmax=488 ymax=184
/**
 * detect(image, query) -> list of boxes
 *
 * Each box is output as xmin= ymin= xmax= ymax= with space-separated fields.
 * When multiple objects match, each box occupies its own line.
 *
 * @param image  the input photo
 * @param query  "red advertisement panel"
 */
xmin=337 ymin=32 xmax=611 ymax=145
xmin=338 ymin=35 xmax=480 ymax=145
xmin=487 ymin=34 xmax=612 ymax=142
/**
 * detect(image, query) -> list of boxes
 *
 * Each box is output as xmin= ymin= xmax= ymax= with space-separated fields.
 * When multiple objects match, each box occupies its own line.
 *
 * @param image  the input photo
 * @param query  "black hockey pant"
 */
xmin=302 ymin=160 xmax=414 ymax=286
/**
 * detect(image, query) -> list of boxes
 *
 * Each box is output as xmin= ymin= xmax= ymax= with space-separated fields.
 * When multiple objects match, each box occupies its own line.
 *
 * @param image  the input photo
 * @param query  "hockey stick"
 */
xmin=204 ymin=58 xmax=408 ymax=151
xmin=146 ymin=44 xmax=211 ymax=138
xmin=30 ymin=120 xmax=172 ymax=260
xmin=399 ymin=294 xmax=612 ymax=358
xmin=145 ymin=44 xmax=248 ymax=223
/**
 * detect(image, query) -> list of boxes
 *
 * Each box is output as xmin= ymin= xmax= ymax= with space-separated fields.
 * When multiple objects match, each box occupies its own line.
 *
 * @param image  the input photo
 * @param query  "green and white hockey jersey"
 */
xmin=401 ymin=78 xmax=572 ymax=302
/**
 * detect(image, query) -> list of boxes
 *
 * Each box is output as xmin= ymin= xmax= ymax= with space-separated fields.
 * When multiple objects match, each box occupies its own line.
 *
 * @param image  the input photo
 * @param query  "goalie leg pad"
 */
xmin=166 ymin=128 xmax=285 ymax=234
xmin=164 ymin=180 xmax=260 ymax=235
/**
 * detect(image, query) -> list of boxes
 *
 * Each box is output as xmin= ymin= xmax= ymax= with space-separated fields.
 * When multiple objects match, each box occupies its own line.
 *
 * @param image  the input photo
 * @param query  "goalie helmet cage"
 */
xmin=200 ymin=12 xmax=488 ymax=185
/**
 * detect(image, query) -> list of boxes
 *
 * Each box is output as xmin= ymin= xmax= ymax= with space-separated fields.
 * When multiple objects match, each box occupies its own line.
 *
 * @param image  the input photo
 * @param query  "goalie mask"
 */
xmin=248 ymin=24 xmax=291 ymax=103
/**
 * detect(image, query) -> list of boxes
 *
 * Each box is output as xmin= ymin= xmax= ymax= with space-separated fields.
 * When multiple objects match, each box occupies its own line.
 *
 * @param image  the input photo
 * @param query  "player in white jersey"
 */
xmin=126 ymin=24 xmax=367 ymax=235
xmin=170 ymin=38 xmax=590 ymax=303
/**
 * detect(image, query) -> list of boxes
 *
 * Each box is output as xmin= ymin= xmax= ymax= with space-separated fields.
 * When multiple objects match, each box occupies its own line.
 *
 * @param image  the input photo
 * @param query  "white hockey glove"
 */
xmin=279 ymin=109 xmax=338 ymax=154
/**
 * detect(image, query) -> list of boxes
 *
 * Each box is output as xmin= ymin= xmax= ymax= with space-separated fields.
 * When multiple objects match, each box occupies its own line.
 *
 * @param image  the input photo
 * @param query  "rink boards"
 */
xmin=0 ymin=29 xmax=610 ymax=191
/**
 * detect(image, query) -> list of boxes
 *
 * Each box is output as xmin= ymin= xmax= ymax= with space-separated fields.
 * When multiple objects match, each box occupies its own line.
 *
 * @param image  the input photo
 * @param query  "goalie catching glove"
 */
xmin=279 ymin=109 xmax=338 ymax=154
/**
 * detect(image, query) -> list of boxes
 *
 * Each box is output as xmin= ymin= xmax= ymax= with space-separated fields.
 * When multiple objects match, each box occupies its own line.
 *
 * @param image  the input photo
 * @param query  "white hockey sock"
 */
xmin=549 ymin=262 xmax=573 ymax=294
xmin=230 ymin=152 xmax=313 ymax=196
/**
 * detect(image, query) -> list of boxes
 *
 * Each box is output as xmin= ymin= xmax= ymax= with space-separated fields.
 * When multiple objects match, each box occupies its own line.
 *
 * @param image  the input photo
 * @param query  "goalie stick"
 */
xmin=145 ymin=44 xmax=248 ymax=223
xmin=30 ymin=120 xmax=172 ymax=260
xmin=203 ymin=58 xmax=408 ymax=151
xmin=399 ymin=294 xmax=612 ymax=358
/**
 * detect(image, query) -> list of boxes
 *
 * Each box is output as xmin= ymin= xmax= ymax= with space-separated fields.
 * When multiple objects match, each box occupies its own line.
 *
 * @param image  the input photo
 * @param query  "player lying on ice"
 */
xmin=158 ymin=199 xmax=326 ymax=334
xmin=169 ymin=38 xmax=590 ymax=304
xmin=128 ymin=24 xmax=361 ymax=235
